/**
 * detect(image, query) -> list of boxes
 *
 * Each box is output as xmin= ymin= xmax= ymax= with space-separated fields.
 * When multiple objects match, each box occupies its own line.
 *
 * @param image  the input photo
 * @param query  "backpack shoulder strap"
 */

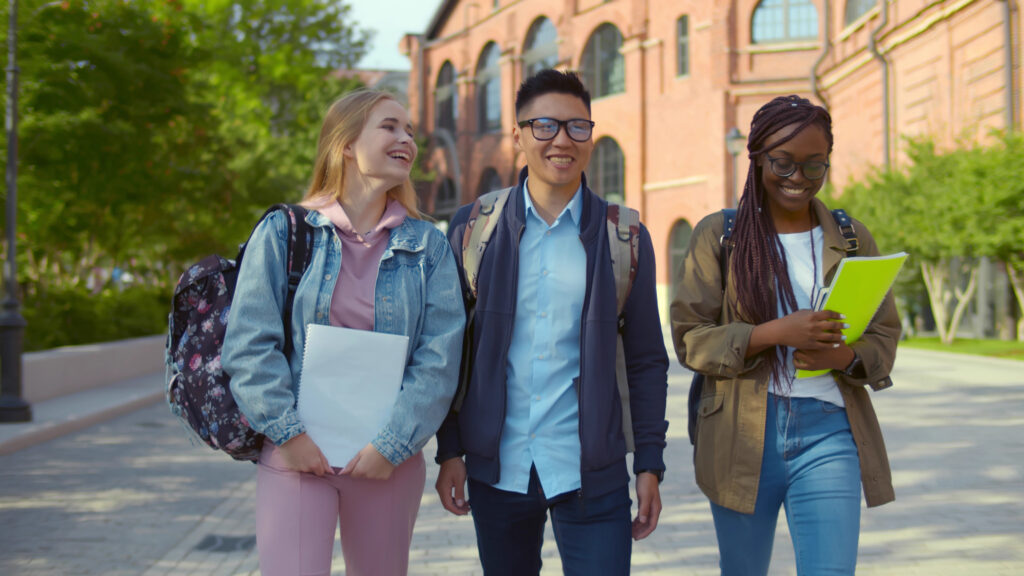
xmin=828 ymin=208 xmax=891 ymax=389
xmin=277 ymin=204 xmax=313 ymax=354
xmin=721 ymin=208 xmax=737 ymax=242
xmin=462 ymin=187 xmax=514 ymax=300
xmin=244 ymin=204 xmax=313 ymax=354
xmin=719 ymin=208 xmax=737 ymax=281
xmin=830 ymin=208 xmax=858 ymax=257
xmin=606 ymin=202 xmax=640 ymax=317
xmin=606 ymin=201 xmax=640 ymax=454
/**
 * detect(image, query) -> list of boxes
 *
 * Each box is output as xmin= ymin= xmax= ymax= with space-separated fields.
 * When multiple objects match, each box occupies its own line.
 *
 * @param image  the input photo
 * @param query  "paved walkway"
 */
xmin=0 ymin=339 xmax=1022 ymax=575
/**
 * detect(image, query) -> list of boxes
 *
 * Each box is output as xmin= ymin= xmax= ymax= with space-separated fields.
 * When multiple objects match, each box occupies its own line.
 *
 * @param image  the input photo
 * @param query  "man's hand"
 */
xmin=435 ymin=457 xmax=470 ymax=515
xmin=340 ymin=443 xmax=396 ymax=480
xmin=632 ymin=472 xmax=662 ymax=540
xmin=278 ymin=433 xmax=331 ymax=476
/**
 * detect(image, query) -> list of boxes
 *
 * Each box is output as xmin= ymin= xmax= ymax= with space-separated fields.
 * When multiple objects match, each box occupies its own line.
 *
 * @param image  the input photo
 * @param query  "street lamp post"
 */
xmin=725 ymin=127 xmax=746 ymax=209
xmin=0 ymin=0 xmax=30 ymax=423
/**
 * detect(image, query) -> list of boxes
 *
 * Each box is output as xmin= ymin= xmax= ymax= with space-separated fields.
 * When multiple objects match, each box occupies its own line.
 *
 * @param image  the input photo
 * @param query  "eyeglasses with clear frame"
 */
xmin=516 ymin=117 xmax=595 ymax=142
xmin=765 ymin=156 xmax=830 ymax=180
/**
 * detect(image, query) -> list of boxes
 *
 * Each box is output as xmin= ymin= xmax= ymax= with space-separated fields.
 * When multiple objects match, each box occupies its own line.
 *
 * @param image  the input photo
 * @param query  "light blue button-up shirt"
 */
xmin=496 ymin=180 xmax=586 ymax=496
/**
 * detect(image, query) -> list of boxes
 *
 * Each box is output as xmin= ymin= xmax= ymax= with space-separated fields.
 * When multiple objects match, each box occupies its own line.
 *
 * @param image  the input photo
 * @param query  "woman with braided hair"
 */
xmin=670 ymin=95 xmax=901 ymax=575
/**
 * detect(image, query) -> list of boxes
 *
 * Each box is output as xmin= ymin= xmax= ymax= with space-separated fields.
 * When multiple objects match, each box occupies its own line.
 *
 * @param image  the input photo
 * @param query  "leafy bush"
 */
xmin=22 ymin=284 xmax=170 ymax=351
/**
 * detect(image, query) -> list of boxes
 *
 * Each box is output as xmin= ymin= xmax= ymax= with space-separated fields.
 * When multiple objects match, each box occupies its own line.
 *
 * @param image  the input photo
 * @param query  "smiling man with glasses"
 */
xmin=434 ymin=69 xmax=669 ymax=576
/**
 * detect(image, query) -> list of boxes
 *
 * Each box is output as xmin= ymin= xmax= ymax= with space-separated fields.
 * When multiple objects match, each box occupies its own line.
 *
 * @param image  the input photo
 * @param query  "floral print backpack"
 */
xmin=166 ymin=204 xmax=312 ymax=461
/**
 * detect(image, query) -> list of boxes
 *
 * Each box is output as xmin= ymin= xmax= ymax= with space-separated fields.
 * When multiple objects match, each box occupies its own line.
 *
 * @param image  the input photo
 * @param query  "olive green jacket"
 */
xmin=670 ymin=198 xmax=900 ymax=514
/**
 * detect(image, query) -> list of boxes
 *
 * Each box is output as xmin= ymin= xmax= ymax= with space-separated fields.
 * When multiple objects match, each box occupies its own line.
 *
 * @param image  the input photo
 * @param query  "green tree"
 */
xmin=7 ymin=0 xmax=205 ymax=287
xmin=166 ymin=0 xmax=369 ymax=261
xmin=981 ymin=132 xmax=1024 ymax=339
xmin=1 ymin=0 xmax=371 ymax=349
xmin=837 ymin=135 xmax=1024 ymax=344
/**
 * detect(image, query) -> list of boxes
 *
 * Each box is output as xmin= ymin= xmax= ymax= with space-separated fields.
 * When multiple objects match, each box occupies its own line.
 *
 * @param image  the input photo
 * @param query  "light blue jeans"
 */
xmin=710 ymin=394 xmax=862 ymax=576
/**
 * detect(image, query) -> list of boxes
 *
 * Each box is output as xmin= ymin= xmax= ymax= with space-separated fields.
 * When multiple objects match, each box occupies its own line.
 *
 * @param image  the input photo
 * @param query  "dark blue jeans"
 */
xmin=468 ymin=466 xmax=632 ymax=576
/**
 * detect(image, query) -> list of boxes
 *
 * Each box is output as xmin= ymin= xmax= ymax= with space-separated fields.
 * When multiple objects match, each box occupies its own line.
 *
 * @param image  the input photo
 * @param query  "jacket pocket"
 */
xmin=694 ymin=393 xmax=725 ymax=492
xmin=699 ymin=393 xmax=724 ymax=418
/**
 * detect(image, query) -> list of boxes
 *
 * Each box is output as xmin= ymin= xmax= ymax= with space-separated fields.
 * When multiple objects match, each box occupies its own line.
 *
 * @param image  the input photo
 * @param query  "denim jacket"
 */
xmin=223 ymin=208 xmax=465 ymax=466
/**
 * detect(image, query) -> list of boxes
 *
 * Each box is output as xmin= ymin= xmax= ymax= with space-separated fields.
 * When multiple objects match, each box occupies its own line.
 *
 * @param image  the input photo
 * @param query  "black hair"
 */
xmin=730 ymin=94 xmax=834 ymax=390
xmin=515 ymin=69 xmax=591 ymax=118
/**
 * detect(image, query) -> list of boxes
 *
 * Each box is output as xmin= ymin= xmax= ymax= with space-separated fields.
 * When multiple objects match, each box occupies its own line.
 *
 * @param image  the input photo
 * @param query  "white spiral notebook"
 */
xmin=296 ymin=324 xmax=409 ymax=468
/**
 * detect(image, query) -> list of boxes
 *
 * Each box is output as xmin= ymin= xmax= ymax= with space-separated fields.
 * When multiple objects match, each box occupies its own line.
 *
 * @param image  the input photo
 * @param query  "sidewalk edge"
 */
xmin=0 ymin=390 xmax=164 ymax=457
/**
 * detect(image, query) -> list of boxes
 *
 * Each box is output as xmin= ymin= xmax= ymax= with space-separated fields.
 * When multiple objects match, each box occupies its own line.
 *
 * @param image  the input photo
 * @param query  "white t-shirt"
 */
xmin=774 ymin=226 xmax=845 ymax=408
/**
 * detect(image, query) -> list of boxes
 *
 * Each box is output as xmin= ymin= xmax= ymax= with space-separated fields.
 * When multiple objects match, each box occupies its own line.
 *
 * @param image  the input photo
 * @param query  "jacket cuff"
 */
xmin=631 ymin=444 xmax=666 ymax=477
xmin=435 ymin=415 xmax=463 ymax=463
xmin=723 ymin=323 xmax=764 ymax=376
xmin=262 ymin=414 xmax=305 ymax=447
xmin=373 ymin=426 xmax=414 ymax=467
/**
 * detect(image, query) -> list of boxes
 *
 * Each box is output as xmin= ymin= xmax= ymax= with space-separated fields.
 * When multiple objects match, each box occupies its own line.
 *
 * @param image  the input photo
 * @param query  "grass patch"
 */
xmin=901 ymin=337 xmax=1024 ymax=361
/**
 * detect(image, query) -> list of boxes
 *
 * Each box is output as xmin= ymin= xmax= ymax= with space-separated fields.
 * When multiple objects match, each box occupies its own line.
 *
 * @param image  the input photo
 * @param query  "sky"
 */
xmin=350 ymin=0 xmax=446 ymax=71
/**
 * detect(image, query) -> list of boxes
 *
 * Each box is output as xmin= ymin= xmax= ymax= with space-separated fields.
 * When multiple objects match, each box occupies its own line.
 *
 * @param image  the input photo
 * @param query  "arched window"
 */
xmin=477 ymin=168 xmax=504 ymax=197
xmin=844 ymin=0 xmax=878 ymax=25
xmin=592 ymin=137 xmax=624 ymax=205
xmin=669 ymin=220 xmax=693 ymax=299
xmin=523 ymin=17 xmax=559 ymax=78
xmin=435 ymin=61 xmax=457 ymax=133
xmin=677 ymin=15 xmax=690 ymax=77
xmin=435 ymin=177 xmax=458 ymax=218
xmin=752 ymin=0 xmax=818 ymax=44
xmin=476 ymin=42 xmax=502 ymax=133
xmin=580 ymin=24 xmax=625 ymax=98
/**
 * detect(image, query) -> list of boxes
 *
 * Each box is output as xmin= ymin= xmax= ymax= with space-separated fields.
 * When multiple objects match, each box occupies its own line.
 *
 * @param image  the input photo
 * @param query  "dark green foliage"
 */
xmin=830 ymin=132 xmax=1024 ymax=342
xmin=0 ymin=0 xmax=372 ymax=349
xmin=22 ymin=284 xmax=168 ymax=351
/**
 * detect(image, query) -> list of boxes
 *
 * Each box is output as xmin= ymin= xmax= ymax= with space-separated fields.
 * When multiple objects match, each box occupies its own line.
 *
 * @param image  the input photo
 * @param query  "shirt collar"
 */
xmin=523 ymin=177 xmax=583 ymax=228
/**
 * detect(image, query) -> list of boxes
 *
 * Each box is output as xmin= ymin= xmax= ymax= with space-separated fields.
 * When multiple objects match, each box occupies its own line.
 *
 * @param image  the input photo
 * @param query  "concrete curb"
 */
xmin=24 ymin=335 xmax=165 ymax=403
xmin=0 ymin=371 xmax=164 ymax=456
xmin=895 ymin=345 xmax=1024 ymax=368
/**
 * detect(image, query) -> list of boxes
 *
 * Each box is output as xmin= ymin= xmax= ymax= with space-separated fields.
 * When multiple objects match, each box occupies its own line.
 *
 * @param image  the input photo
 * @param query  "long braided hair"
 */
xmin=730 ymin=95 xmax=833 ymax=389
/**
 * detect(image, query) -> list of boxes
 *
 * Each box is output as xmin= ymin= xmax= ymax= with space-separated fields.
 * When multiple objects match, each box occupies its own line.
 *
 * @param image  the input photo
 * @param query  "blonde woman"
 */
xmin=223 ymin=90 xmax=464 ymax=575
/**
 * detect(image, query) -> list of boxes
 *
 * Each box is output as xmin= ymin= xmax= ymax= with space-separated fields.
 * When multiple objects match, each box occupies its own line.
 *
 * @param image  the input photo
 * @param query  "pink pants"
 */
xmin=255 ymin=443 xmax=426 ymax=576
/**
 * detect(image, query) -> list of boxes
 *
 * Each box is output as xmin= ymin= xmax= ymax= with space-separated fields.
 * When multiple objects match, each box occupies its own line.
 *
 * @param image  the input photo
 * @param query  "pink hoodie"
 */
xmin=314 ymin=198 xmax=407 ymax=330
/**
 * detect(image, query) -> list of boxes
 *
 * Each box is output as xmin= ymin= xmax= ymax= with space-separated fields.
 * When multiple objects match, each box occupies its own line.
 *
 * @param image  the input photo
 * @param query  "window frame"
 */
xmin=476 ymin=42 xmax=502 ymax=134
xmin=844 ymin=0 xmax=878 ymax=26
xmin=592 ymin=137 xmax=625 ymax=205
xmin=676 ymin=15 xmax=690 ymax=77
xmin=435 ymin=177 xmax=458 ymax=219
xmin=434 ymin=61 xmax=457 ymax=133
xmin=580 ymin=24 xmax=625 ymax=99
xmin=751 ymin=0 xmax=819 ymax=45
xmin=522 ymin=17 xmax=559 ymax=78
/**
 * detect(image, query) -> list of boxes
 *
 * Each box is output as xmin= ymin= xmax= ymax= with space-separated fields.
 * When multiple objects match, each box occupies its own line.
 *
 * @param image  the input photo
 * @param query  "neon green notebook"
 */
xmin=796 ymin=252 xmax=908 ymax=378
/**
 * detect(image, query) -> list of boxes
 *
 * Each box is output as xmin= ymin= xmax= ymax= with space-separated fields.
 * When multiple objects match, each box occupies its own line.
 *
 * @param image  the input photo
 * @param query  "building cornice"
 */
xmin=820 ymin=0 xmax=977 ymax=90
xmin=642 ymin=176 xmax=708 ymax=193
xmin=426 ymin=0 xmax=459 ymax=40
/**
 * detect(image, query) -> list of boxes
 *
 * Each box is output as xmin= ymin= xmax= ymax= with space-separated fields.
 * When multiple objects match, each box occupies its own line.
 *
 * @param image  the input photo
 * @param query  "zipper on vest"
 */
xmin=574 ymin=232 xmax=594 ymax=498
xmin=494 ymin=221 xmax=526 ymax=473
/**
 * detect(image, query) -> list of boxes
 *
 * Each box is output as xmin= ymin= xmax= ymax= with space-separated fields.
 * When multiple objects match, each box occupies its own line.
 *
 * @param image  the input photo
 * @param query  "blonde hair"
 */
xmin=303 ymin=90 xmax=422 ymax=219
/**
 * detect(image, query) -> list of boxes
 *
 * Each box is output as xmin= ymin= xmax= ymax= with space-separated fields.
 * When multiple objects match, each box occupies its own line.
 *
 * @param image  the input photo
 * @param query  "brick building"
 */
xmin=401 ymin=0 xmax=1021 ymax=309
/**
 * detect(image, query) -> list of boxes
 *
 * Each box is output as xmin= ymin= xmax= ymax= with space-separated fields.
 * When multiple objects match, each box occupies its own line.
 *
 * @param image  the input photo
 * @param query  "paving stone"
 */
xmin=0 ymin=340 xmax=1020 ymax=574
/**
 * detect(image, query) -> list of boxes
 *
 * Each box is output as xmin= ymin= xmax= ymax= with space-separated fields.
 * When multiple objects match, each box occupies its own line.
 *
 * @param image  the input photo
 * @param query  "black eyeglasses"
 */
xmin=765 ymin=156 xmax=830 ymax=180
xmin=517 ymin=117 xmax=595 ymax=142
